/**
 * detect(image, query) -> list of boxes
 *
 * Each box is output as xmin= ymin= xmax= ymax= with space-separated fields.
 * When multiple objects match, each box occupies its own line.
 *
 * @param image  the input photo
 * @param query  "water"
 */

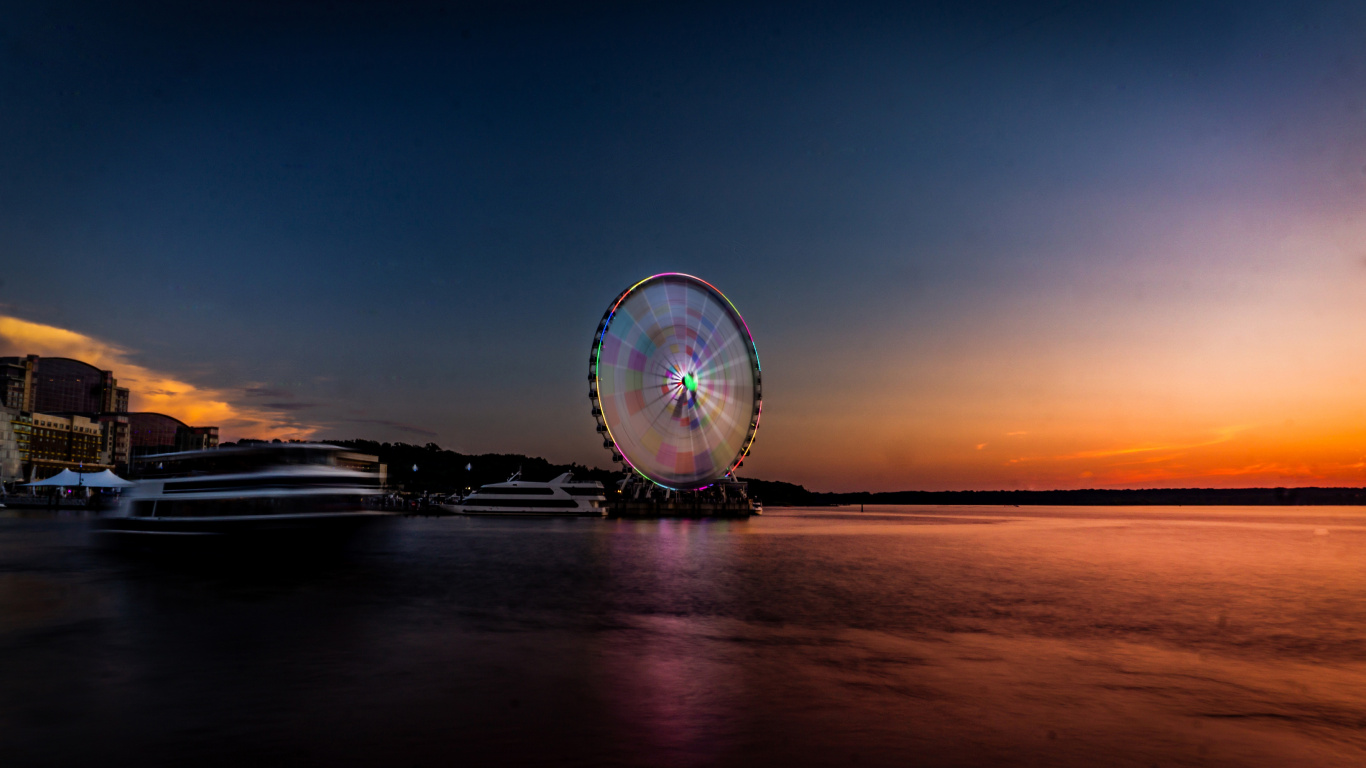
xmin=4 ymin=506 xmax=1366 ymax=766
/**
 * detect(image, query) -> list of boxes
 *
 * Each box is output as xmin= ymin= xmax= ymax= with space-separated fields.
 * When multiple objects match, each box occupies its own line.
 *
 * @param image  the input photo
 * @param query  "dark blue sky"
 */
xmin=4 ymin=1 xmax=1365 ymax=489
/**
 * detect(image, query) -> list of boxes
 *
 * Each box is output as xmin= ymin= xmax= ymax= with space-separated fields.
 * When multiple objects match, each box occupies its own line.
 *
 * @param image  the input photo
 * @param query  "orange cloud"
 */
xmin=0 ymin=314 xmax=316 ymax=441
xmin=1093 ymin=460 xmax=1360 ymax=487
xmin=1007 ymin=427 xmax=1246 ymax=465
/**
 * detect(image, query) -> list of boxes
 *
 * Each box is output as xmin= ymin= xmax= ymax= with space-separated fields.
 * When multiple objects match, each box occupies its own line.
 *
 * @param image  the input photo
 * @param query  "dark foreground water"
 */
xmin=4 ymin=506 xmax=1366 ymax=767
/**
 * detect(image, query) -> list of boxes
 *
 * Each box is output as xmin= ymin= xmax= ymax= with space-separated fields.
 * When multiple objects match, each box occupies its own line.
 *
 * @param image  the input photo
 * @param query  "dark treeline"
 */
xmin=333 ymin=440 xmax=621 ymax=493
xmin=224 ymin=439 xmax=1366 ymax=505
xmin=228 ymin=439 xmax=619 ymax=493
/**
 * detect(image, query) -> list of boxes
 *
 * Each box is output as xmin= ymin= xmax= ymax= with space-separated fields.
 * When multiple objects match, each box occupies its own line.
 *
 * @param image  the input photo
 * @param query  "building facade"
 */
xmin=1 ymin=359 xmax=32 ymax=411
xmin=96 ymin=413 xmax=131 ymax=470
xmin=11 ymin=356 xmax=131 ymax=415
xmin=128 ymin=412 xmax=220 ymax=457
xmin=0 ymin=355 xmax=217 ymax=481
xmin=0 ymin=407 xmax=27 ymax=482
xmin=27 ymin=413 xmax=108 ymax=474
xmin=0 ymin=355 xmax=131 ymax=472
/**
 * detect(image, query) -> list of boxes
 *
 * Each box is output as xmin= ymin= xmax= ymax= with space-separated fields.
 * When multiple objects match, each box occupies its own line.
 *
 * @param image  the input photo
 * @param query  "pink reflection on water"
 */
xmin=599 ymin=519 xmax=744 ymax=766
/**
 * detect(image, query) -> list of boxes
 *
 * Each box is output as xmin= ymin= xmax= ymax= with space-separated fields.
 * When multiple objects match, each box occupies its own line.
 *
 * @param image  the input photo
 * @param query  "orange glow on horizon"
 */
xmin=743 ymin=209 xmax=1366 ymax=493
xmin=0 ymin=315 xmax=317 ymax=442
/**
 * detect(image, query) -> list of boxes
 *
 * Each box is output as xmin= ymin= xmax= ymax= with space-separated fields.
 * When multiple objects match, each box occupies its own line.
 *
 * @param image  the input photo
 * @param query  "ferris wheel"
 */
xmin=589 ymin=273 xmax=762 ymax=490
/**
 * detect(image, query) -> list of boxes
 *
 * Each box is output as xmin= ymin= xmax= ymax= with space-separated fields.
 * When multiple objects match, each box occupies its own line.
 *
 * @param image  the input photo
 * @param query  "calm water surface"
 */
xmin=4 ymin=505 xmax=1366 ymax=766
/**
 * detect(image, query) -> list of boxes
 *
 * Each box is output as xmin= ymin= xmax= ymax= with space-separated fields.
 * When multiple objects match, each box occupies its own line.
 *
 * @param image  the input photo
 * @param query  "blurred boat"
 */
xmin=451 ymin=471 xmax=605 ymax=516
xmin=98 ymin=443 xmax=391 ymax=542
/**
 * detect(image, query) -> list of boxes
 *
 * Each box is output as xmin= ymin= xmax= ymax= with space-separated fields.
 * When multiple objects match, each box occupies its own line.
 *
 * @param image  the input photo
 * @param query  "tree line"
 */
xmin=222 ymin=439 xmax=1366 ymax=505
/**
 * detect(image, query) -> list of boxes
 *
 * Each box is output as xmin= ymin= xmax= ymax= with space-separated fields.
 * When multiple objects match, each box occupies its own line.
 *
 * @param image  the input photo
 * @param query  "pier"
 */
xmin=607 ymin=497 xmax=754 ymax=519
xmin=606 ymin=479 xmax=757 ymax=518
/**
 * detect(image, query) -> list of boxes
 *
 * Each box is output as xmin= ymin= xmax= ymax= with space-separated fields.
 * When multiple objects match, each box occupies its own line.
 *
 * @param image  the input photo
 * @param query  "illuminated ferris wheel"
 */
xmin=589 ymin=273 xmax=762 ymax=490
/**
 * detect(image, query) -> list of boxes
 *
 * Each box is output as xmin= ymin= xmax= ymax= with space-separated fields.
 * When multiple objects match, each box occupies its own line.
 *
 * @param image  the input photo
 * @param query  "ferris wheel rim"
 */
xmin=589 ymin=272 xmax=763 ymax=490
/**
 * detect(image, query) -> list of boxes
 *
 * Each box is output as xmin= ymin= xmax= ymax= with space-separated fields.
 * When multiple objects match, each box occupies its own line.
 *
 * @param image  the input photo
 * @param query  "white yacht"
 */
xmin=454 ymin=471 xmax=606 ymax=516
xmin=99 ymin=443 xmax=391 ymax=540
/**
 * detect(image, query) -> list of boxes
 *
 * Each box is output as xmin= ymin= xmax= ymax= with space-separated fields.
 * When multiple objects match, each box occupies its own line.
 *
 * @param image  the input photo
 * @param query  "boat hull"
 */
xmin=95 ymin=512 xmax=396 ymax=555
xmin=453 ymin=472 xmax=607 ymax=516
xmin=454 ymin=506 xmax=604 ymax=517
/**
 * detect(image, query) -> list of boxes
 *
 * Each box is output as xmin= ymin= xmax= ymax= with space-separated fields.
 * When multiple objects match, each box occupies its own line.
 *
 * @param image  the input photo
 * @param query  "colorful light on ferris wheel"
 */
xmin=589 ymin=273 xmax=762 ymax=490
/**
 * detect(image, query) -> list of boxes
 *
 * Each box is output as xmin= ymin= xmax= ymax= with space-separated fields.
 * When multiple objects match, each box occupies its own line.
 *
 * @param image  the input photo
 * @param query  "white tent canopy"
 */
xmin=25 ymin=469 xmax=134 ymax=488
xmin=26 ymin=469 xmax=84 ymax=487
xmin=81 ymin=470 xmax=135 ymax=488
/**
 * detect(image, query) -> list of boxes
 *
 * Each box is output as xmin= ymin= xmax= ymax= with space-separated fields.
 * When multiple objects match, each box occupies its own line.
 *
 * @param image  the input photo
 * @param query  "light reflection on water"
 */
xmin=3 ymin=506 xmax=1366 ymax=766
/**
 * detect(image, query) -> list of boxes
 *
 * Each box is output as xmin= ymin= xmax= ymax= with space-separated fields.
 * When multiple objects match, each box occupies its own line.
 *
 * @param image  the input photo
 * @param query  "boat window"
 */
xmin=463 ymin=498 xmax=582 ymax=508
xmin=471 ymin=487 xmax=556 ymax=495
xmin=162 ymin=475 xmax=381 ymax=493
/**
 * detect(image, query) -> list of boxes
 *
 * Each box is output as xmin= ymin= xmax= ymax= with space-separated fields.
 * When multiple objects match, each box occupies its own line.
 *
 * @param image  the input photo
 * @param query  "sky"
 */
xmin=2 ymin=0 xmax=1365 ymax=492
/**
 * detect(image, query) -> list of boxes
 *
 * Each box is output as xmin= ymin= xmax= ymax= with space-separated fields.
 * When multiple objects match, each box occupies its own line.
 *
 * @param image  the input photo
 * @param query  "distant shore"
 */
xmin=743 ymin=480 xmax=1366 ymax=507
xmin=220 ymin=440 xmax=1366 ymax=508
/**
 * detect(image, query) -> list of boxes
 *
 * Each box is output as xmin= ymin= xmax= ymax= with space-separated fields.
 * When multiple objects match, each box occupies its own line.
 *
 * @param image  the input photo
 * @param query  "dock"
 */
xmin=606 ymin=498 xmax=754 ymax=519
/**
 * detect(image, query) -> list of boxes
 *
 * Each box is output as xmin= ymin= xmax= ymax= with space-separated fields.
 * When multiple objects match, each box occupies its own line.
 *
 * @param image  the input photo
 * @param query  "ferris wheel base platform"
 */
xmin=606 ymin=499 xmax=756 ymax=519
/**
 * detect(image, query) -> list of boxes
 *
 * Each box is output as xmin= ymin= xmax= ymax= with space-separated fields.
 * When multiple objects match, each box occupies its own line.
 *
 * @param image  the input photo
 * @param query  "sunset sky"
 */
xmin=3 ymin=1 xmax=1365 ymax=491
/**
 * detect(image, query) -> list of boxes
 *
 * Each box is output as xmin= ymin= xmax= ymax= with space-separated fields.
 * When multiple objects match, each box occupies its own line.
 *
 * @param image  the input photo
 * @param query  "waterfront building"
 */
xmin=0 ymin=355 xmax=131 ymax=415
xmin=0 ymin=355 xmax=132 ymax=472
xmin=96 ymin=413 xmax=131 ymax=469
xmin=0 ymin=355 xmax=216 ymax=480
xmin=2 ymin=350 xmax=132 ymax=409
xmin=26 ymin=412 xmax=110 ymax=476
xmin=127 ymin=412 xmax=219 ymax=457
xmin=1 ymin=359 xmax=32 ymax=411
xmin=0 ymin=407 xmax=27 ymax=482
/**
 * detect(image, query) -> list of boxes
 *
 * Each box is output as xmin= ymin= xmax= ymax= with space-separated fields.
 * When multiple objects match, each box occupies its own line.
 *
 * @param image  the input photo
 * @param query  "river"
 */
xmin=3 ymin=505 xmax=1366 ymax=766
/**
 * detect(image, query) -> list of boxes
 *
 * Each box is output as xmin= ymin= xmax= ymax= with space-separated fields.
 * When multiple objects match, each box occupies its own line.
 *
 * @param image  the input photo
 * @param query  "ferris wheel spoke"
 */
xmin=636 ymin=384 xmax=685 ymax=415
xmin=691 ymin=327 xmax=744 ymax=375
xmin=684 ymin=292 xmax=711 ymax=364
xmin=641 ymin=390 xmax=694 ymax=438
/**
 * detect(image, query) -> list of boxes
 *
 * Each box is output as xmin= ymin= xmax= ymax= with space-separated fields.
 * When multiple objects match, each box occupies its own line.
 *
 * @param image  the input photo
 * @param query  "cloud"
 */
xmin=243 ymin=386 xmax=293 ymax=398
xmin=338 ymin=418 xmax=438 ymax=437
xmin=1007 ymin=427 xmax=1247 ymax=465
xmin=0 ymin=314 xmax=318 ymax=441
xmin=262 ymin=402 xmax=316 ymax=411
